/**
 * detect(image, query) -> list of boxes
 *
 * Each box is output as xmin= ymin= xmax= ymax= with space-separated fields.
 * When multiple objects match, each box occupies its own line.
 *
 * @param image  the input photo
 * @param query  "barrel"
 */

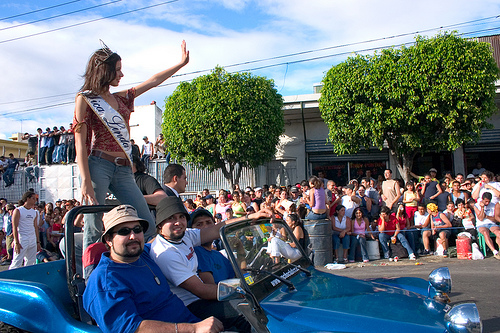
xmin=366 ymin=240 xmax=381 ymax=260
xmin=303 ymin=219 xmax=333 ymax=266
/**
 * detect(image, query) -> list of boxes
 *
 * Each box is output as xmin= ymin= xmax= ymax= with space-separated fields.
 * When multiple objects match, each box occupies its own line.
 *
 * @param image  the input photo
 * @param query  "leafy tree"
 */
xmin=319 ymin=33 xmax=499 ymax=182
xmin=163 ymin=66 xmax=284 ymax=188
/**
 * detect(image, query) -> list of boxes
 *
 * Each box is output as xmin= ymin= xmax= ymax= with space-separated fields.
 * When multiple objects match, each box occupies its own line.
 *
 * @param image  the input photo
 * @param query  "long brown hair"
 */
xmin=80 ymin=49 xmax=121 ymax=94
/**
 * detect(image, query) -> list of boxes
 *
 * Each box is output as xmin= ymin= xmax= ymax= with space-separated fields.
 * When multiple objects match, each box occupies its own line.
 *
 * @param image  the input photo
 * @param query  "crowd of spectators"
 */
xmin=3 ymin=162 xmax=500 ymax=271
xmin=172 ymin=165 xmax=500 ymax=263
xmin=0 ymin=193 xmax=82 ymax=267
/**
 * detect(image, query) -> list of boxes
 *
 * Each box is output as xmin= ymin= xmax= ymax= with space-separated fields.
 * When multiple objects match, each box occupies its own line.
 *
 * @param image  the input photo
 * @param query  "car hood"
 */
xmin=259 ymin=269 xmax=447 ymax=332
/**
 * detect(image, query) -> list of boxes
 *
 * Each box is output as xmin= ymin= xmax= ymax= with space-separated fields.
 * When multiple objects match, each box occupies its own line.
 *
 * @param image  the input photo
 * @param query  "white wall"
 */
xmin=129 ymin=103 xmax=163 ymax=146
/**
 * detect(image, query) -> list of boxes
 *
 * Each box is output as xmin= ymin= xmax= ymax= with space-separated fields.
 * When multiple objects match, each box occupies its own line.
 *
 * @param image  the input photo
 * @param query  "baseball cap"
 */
xmin=188 ymin=208 xmax=214 ymax=228
xmin=429 ymin=168 xmax=438 ymax=173
xmin=290 ymin=186 xmax=299 ymax=193
xmin=254 ymin=187 xmax=263 ymax=192
xmin=101 ymin=205 xmax=149 ymax=242
xmin=155 ymin=196 xmax=190 ymax=227
xmin=143 ymin=136 xmax=148 ymax=140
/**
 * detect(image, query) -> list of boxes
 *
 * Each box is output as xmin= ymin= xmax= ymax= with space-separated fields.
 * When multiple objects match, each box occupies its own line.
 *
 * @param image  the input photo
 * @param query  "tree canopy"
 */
xmin=163 ymin=66 xmax=284 ymax=188
xmin=319 ymin=32 xmax=499 ymax=181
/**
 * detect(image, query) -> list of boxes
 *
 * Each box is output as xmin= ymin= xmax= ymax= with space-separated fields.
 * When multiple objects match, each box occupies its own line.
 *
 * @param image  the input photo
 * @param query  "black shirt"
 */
xmin=134 ymin=172 xmax=164 ymax=209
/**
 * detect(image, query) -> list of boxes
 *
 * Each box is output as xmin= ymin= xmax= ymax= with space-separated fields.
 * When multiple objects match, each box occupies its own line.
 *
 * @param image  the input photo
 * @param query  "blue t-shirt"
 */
xmin=83 ymin=250 xmax=199 ymax=333
xmin=194 ymin=246 xmax=235 ymax=284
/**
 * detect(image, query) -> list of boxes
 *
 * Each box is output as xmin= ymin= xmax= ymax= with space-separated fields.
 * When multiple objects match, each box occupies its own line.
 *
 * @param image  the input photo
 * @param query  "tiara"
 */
xmin=95 ymin=39 xmax=116 ymax=67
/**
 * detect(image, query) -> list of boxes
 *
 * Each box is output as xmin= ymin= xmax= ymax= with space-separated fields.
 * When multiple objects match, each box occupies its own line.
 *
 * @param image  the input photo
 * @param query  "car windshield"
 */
xmin=221 ymin=219 xmax=310 ymax=298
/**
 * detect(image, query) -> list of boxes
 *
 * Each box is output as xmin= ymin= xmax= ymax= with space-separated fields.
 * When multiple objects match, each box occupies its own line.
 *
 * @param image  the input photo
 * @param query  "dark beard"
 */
xmin=167 ymin=231 xmax=185 ymax=243
xmin=121 ymin=241 xmax=144 ymax=258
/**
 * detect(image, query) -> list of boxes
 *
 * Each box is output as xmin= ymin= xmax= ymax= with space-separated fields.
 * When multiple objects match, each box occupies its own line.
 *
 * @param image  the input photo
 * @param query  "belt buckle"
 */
xmin=114 ymin=157 xmax=125 ymax=166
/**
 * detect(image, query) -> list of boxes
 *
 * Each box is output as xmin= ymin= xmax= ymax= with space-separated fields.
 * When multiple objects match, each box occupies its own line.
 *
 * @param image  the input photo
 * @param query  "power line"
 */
xmin=0 ymin=0 xmax=123 ymax=32
xmin=0 ymin=0 xmax=180 ymax=45
xmin=0 ymin=0 xmax=83 ymax=21
xmin=2 ymin=22 xmax=500 ymax=116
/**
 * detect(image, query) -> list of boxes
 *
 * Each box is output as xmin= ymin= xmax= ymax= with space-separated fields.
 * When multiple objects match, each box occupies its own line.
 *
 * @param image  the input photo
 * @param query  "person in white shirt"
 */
xmin=471 ymin=170 xmax=500 ymax=205
xmin=474 ymin=192 xmax=500 ymax=260
xmin=150 ymin=196 xmax=271 ymax=332
xmin=9 ymin=191 xmax=41 ymax=269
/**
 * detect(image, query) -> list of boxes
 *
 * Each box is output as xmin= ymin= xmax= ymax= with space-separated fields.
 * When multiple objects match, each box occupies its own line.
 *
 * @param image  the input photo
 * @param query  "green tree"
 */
xmin=319 ymin=33 xmax=499 ymax=183
xmin=163 ymin=66 xmax=284 ymax=188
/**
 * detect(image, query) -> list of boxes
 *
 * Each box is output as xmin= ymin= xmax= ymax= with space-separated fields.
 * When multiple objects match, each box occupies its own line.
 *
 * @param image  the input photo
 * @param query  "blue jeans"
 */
xmin=25 ymin=166 xmax=39 ymax=181
xmin=83 ymin=156 xmax=156 ymax=250
xmin=3 ymin=168 xmax=15 ymax=186
xmin=332 ymin=231 xmax=350 ymax=250
xmin=141 ymin=154 xmax=151 ymax=172
xmin=378 ymin=232 xmax=414 ymax=258
xmin=349 ymin=235 xmax=369 ymax=261
xmin=305 ymin=211 xmax=327 ymax=220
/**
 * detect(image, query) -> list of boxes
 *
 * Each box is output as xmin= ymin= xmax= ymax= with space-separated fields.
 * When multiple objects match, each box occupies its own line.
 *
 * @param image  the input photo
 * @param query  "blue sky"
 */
xmin=1 ymin=0 xmax=500 ymax=140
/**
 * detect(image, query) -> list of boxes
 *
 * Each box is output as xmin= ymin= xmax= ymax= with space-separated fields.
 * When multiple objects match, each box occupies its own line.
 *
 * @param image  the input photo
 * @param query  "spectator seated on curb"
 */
xmin=377 ymin=206 xmax=416 ymax=261
xmin=425 ymin=203 xmax=452 ymax=257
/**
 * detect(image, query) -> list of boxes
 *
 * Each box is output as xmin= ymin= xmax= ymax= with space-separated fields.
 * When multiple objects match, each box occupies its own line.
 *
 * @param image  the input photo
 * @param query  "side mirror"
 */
xmin=217 ymin=278 xmax=246 ymax=301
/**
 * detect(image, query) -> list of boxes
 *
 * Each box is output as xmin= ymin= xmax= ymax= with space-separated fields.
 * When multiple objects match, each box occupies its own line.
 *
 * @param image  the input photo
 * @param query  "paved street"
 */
xmin=317 ymin=256 xmax=500 ymax=333
xmin=2 ymin=256 xmax=499 ymax=332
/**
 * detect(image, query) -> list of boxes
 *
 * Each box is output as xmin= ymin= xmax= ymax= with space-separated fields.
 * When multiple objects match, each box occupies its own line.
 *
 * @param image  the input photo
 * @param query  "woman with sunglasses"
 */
xmin=74 ymin=40 xmax=189 ymax=251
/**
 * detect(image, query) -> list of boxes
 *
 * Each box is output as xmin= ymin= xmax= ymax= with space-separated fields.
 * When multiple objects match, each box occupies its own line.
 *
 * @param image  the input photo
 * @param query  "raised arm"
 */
xmin=134 ymin=41 xmax=189 ymax=97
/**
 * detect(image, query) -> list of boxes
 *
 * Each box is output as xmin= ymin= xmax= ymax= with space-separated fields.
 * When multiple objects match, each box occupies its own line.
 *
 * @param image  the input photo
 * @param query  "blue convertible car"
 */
xmin=0 ymin=206 xmax=481 ymax=332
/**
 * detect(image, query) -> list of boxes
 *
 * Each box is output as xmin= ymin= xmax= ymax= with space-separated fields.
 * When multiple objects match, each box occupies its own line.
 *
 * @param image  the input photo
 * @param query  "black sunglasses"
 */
xmin=114 ymin=225 xmax=143 ymax=236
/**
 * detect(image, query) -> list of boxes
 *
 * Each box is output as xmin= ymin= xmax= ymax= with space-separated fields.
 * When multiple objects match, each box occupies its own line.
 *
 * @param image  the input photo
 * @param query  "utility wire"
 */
xmin=0 ymin=0 xmax=83 ymax=21
xmin=0 ymin=0 xmax=180 ymax=45
xmin=2 ymin=23 xmax=500 ymax=116
xmin=0 ymin=0 xmax=123 ymax=32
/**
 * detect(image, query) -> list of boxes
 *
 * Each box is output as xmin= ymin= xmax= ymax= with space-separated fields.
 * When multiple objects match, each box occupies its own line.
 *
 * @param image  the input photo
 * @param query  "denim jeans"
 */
xmin=3 ymin=168 xmax=15 ymax=186
xmin=332 ymin=231 xmax=350 ymax=250
xmin=305 ymin=211 xmax=327 ymax=220
xmin=378 ymin=232 xmax=414 ymax=258
xmin=25 ymin=166 xmax=39 ymax=181
xmin=349 ymin=235 xmax=369 ymax=261
xmin=83 ymin=155 xmax=156 ymax=251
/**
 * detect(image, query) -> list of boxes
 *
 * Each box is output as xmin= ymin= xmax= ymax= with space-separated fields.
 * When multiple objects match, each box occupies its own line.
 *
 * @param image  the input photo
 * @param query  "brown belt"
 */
xmin=90 ymin=150 xmax=131 ymax=166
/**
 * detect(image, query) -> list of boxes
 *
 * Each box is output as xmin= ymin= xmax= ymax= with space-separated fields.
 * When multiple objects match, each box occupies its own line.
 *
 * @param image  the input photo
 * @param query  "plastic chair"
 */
xmin=477 ymin=231 xmax=496 ymax=256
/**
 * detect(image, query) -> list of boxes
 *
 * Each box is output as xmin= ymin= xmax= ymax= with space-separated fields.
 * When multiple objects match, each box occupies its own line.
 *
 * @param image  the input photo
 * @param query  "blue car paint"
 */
xmin=259 ymin=269 xmax=448 ymax=332
xmin=0 ymin=260 xmax=100 ymax=332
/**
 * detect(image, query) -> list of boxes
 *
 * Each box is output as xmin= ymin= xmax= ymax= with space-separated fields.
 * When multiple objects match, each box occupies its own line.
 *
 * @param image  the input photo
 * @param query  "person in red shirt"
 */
xmin=378 ymin=206 xmax=416 ymax=260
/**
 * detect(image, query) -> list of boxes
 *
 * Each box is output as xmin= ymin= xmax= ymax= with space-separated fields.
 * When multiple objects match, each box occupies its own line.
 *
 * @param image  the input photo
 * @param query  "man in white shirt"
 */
xmin=474 ymin=192 xmax=500 ymax=260
xmin=150 ymin=197 xmax=271 ymax=332
xmin=472 ymin=170 xmax=500 ymax=205
xmin=141 ymin=136 xmax=154 ymax=172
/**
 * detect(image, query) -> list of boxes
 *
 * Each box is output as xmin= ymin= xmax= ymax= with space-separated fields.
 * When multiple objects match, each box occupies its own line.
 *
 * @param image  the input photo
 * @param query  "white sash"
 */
xmin=81 ymin=92 xmax=132 ymax=164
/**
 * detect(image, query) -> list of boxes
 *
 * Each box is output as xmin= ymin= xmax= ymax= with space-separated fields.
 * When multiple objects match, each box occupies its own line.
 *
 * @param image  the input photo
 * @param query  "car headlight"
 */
xmin=429 ymin=267 xmax=452 ymax=293
xmin=445 ymin=303 xmax=482 ymax=333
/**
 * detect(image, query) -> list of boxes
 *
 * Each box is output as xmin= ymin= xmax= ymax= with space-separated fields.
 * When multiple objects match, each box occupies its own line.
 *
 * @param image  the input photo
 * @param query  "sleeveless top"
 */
xmin=312 ymin=188 xmax=326 ymax=210
xmin=334 ymin=215 xmax=347 ymax=230
xmin=382 ymin=179 xmax=398 ymax=205
xmin=424 ymin=181 xmax=438 ymax=199
xmin=294 ymin=225 xmax=306 ymax=249
xmin=231 ymin=202 xmax=246 ymax=218
xmin=352 ymin=218 xmax=366 ymax=235
xmin=403 ymin=191 xmax=418 ymax=207
xmin=16 ymin=206 xmax=38 ymax=246
xmin=431 ymin=214 xmax=446 ymax=227
xmin=450 ymin=191 xmax=465 ymax=204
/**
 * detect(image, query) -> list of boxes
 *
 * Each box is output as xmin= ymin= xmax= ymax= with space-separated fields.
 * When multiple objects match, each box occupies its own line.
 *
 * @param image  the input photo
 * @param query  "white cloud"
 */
xmin=1 ymin=0 xmax=500 ymax=140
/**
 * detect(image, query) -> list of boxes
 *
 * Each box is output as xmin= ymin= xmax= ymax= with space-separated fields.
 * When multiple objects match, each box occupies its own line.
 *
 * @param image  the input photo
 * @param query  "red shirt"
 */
xmin=378 ymin=214 xmax=398 ymax=236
